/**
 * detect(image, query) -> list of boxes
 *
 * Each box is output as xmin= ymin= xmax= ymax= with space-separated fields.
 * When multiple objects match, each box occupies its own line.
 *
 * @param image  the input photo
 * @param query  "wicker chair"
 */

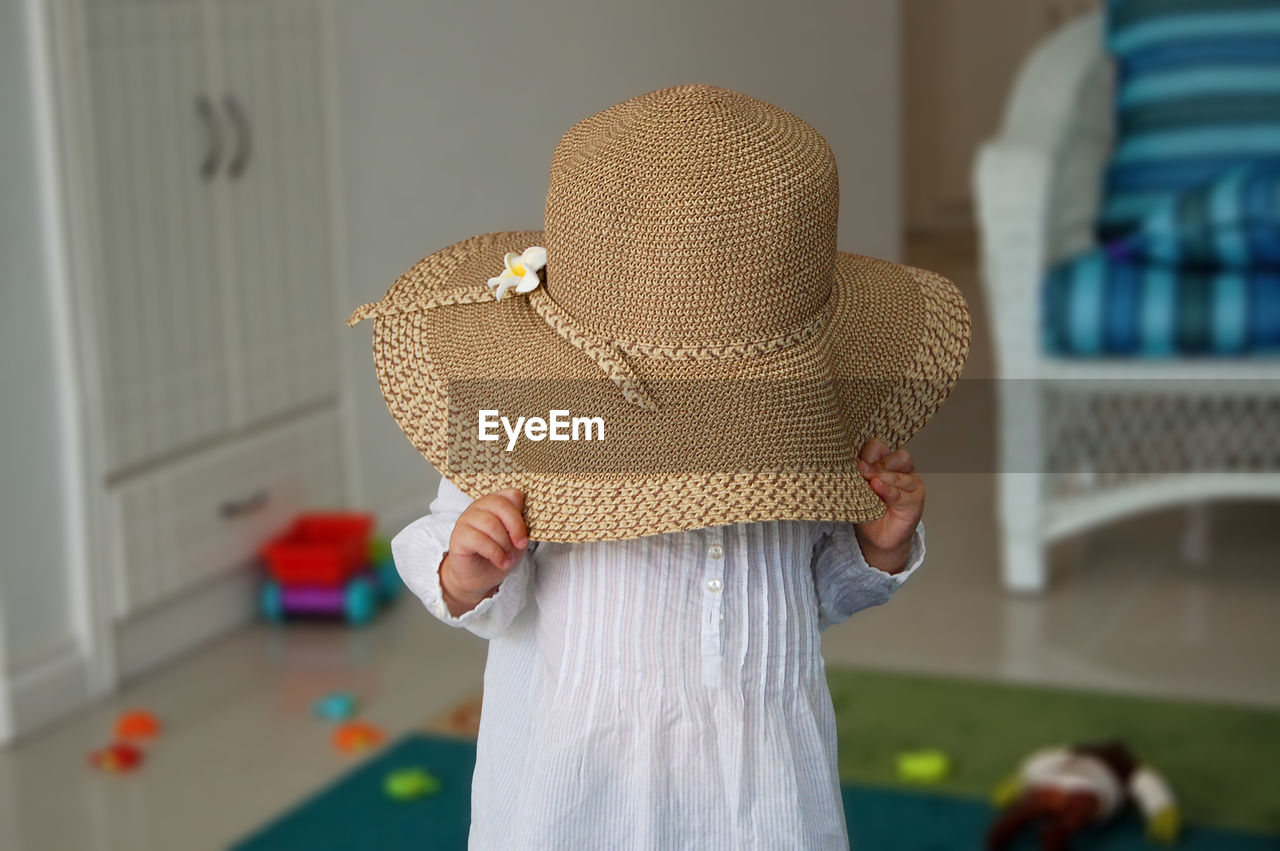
xmin=974 ymin=10 xmax=1280 ymax=593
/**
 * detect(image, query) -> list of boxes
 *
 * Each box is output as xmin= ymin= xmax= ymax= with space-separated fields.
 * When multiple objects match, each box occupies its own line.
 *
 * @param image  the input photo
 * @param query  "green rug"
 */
xmin=826 ymin=667 xmax=1280 ymax=836
xmin=234 ymin=668 xmax=1280 ymax=849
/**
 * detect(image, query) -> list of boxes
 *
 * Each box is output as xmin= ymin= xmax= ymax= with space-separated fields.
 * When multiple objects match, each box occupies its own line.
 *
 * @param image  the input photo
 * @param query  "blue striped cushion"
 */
xmin=1043 ymin=249 xmax=1280 ymax=356
xmin=1100 ymin=0 xmax=1280 ymax=240
xmin=1106 ymin=162 xmax=1280 ymax=267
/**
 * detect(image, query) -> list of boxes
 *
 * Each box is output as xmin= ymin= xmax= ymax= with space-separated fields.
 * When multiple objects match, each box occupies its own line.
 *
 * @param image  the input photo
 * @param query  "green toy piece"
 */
xmin=895 ymin=748 xmax=951 ymax=784
xmin=370 ymin=536 xmax=402 ymax=600
xmin=991 ymin=772 xmax=1023 ymax=807
xmin=369 ymin=536 xmax=393 ymax=565
xmin=384 ymin=767 xmax=442 ymax=801
xmin=1147 ymin=805 xmax=1182 ymax=846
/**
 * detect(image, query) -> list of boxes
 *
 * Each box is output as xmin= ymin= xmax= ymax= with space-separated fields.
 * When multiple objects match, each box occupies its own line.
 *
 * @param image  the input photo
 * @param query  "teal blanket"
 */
xmin=233 ymin=734 xmax=1280 ymax=850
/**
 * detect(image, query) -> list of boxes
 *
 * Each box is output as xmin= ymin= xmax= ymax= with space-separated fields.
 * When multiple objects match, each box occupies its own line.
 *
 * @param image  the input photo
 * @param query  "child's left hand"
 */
xmin=854 ymin=437 xmax=924 ymax=575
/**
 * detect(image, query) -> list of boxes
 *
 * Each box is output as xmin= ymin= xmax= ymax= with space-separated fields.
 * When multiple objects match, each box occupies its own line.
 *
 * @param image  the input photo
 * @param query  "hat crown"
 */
xmin=543 ymin=85 xmax=839 ymax=345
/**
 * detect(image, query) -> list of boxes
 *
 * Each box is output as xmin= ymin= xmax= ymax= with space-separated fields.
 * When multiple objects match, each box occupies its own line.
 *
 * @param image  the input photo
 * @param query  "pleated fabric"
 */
xmin=392 ymin=478 xmax=925 ymax=850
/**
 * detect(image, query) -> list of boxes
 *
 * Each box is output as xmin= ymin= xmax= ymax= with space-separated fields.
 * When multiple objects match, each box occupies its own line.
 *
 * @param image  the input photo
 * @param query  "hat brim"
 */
xmin=352 ymin=230 xmax=970 ymax=542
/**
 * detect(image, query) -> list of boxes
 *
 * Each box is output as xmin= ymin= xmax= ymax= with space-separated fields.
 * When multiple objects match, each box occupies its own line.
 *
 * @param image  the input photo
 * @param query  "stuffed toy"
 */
xmin=987 ymin=739 xmax=1180 ymax=850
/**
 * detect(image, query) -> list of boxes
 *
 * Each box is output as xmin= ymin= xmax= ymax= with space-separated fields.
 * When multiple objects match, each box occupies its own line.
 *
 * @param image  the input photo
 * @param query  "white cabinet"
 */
xmin=83 ymin=0 xmax=231 ymax=475
xmin=51 ymin=0 xmax=347 ymax=682
xmin=112 ymin=408 xmax=343 ymax=616
xmin=214 ymin=0 xmax=339 ymax=429
xmin=78 ymin=0 xmax=338 ymax=478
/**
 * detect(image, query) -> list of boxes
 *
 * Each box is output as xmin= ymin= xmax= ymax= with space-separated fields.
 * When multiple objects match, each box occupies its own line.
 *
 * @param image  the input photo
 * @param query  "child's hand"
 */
xmin=854 ymin=437 xmax=924 ymax=574
xmin=440 ymin=489 xmax=529 ymax=615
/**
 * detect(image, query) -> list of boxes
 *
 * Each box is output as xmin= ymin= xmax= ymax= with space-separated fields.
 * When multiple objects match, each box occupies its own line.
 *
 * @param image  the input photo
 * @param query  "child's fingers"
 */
xmin=871 ymin=474 xmax=925 ymax=517
xmin=872 ymin=472 xmax=923 ymax=505
xmin=869 ymin=470 xmax=920 ymax=492
xmin=858 ymin=437 xmax=892 ymax=467
xmin=880 ymin=449 xmax=915 ymax=474
xmin=496 ymin=488 xmax=526 ymax=511
xmin=467 ymin=510 xmax=517 ymax=557
xmin=869 ymin=476 xmax=902 ymax=506
xmin=453 ymin=525 xmax=509 ymax=569
xmin=480 ymin=493 xmax=529 ymax=549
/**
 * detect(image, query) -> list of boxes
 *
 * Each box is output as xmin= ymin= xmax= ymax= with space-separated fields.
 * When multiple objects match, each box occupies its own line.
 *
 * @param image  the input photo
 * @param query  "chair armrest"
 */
xmin=994 ymin=11 xmax=1110 ymax=153
xmin=975 ymin=142 xmax=1057 ymax=378
xmin=973 ymin=10 xmax=1114 ymax=377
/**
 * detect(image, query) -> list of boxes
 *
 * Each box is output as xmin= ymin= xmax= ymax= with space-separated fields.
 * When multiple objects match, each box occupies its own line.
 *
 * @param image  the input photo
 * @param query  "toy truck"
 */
xmin=258 ymin=513 xmax=400 ymax=625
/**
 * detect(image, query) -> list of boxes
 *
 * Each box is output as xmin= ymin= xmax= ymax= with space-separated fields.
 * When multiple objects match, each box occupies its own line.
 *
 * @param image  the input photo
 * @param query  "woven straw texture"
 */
xmin=348 ymin=85 xmax=971 ymax=542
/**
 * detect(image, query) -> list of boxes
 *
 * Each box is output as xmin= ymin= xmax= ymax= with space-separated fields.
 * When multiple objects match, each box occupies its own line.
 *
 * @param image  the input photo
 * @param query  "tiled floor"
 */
xmin=2 ymin=231 xmax=1277 ymax=850
xmin=0 ymin=605 xmax=489 ymax=851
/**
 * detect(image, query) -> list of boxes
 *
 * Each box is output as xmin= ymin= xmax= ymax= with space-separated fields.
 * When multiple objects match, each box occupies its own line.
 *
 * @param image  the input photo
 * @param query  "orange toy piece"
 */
xmin=115 ymin=710 xmax=162 ymax=741
xmin=89 ymin=743 xmax=144 ymax=774
xmin=333 ymin=721 xmax=385 ymax=754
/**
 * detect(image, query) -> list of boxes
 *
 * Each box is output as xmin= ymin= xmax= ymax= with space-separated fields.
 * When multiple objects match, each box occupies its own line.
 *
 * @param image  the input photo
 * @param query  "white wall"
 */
xmin=0 ymin=0 xmax=902 ymax=740
xmin=333 ymin=0 xmax=904 ymax=533
xmin=0 ymin=0 xmax=80 ymax=740
xmin=903 ymin=0 xmax=1102 ymax=230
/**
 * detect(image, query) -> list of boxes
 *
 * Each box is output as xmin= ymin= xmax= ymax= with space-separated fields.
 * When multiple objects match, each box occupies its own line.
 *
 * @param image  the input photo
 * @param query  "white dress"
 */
xmin=391 ymin=477 xmax=926 ymax=850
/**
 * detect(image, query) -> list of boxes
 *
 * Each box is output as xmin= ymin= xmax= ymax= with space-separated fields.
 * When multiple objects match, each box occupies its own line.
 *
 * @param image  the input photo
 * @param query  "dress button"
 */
xmin=706 ymin=578 xmax=723 ymax=592
xmin=708 ymin=544 xmax=724 ymax=560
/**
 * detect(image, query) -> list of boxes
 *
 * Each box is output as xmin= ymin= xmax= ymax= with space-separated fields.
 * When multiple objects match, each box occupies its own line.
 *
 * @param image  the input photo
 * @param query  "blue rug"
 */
xmin=233 ymin=734 xmax=1280 ymax=850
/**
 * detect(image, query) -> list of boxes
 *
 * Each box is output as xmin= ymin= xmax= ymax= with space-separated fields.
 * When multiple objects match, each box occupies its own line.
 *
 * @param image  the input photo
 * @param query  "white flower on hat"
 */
xmin=487 ymin=246 xmax=547 ymax=301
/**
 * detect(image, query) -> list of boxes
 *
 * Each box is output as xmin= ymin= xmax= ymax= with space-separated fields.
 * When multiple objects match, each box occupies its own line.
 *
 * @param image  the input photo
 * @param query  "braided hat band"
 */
xmin=347 ymin=263 xmax=835 ymax=413
xmin=348 ymin=278 xmax=662 ymax=411
xmin=346 ymin=85 xmax=971 ymax=542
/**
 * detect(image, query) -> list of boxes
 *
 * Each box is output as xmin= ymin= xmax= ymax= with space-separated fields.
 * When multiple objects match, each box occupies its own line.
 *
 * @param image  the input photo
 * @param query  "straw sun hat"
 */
xmin=347 ymin=84 xmax=971 ymax=542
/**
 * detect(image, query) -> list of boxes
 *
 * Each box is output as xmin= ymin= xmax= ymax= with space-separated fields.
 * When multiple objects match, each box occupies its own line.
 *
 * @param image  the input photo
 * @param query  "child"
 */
xmin=348 ymin=84 xmax=970 ymax=849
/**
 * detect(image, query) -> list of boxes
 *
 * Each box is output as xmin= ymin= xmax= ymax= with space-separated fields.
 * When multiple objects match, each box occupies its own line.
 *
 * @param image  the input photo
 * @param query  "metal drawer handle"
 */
xmin=196 ymin=94 xmax=223 ymax=180
xmin=220 ymin=488 xmax=269 ymax=519
xmin=223 ymin=94 xmax=252 ymax=179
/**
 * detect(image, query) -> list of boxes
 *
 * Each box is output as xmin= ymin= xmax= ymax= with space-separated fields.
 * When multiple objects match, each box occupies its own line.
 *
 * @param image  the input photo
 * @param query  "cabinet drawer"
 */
xmin=113 ymin=408 xmax=343 ymax=616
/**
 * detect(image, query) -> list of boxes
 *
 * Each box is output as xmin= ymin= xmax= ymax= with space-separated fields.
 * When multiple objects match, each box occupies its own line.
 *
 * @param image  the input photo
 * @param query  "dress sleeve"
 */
xmin=810 ymin=520 xmax=927 ymax=631
xmin=390 ymin=477 xmax=534 ymax=640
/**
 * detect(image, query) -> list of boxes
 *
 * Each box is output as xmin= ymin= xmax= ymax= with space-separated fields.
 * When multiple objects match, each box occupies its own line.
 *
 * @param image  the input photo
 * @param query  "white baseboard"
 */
xmin=0 ymin=640 xmax=91 ymax=746
xmin=1 ymin=570 xmax=269 ymax=745
xmin=115 ymin=569 xmax=258 ymax=682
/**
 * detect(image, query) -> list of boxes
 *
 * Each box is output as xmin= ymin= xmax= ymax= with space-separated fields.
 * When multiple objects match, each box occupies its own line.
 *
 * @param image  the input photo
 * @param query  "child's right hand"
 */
xmin=440 ymin=489 xmax=529 ymax=615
